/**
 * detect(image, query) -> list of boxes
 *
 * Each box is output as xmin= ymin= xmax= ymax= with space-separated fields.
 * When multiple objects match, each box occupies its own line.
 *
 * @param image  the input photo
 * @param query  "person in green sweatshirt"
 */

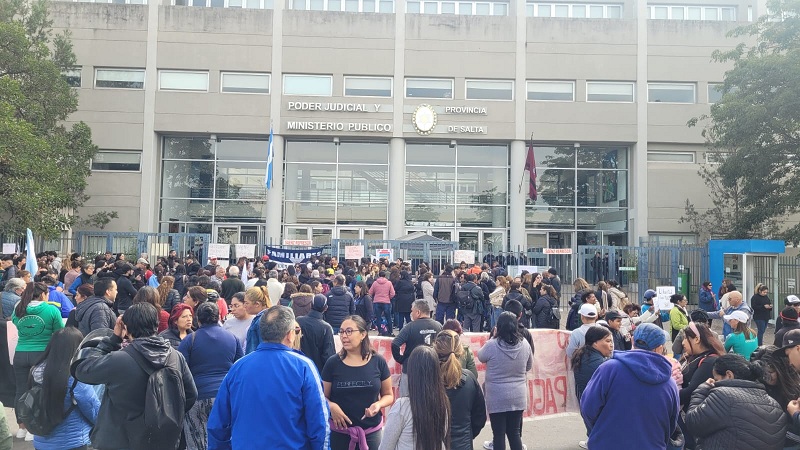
xmin=11 ymin=281 xmax=64 ymax=440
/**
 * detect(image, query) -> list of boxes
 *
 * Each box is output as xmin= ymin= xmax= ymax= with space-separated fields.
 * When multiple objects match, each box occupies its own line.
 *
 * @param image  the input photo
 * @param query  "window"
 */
xmin=586 ymin=82 xmax=634 ymax=102
xmin=173 ymin=0 xmax=272 ymax=6
xmin=283 ymin=74 xmax=332 ymax=96
xmin=95 ymin=68 xmax=145 ymax=89
xmin=91 ymin=151 xmax=142 ymax=171
xmin=466 ymin=80 xmax=513 ymax=100
xmin=221 ymin=72 xmax=270 ymax=94
xmin=159 ymin=70 xmax=209 ymax=92
xmin=528 ymin=3 xmax=622 ymax=18
xmin=647 ymin=152 xmax=695 ymax=163
xmin=405 ymin=78 xmax=453 ymax=99
xmin=648 ymin=83 xmax=695 ymax=103
xmin=290 ymin=0 xmax=392 ymax=11
xmin=407 ymin=0 xmax=507 ymax=14
xmin=708 ymin=83 xmax=724 ymax=103
xmin=62 ymin=68 xmax=81 ymax=88
xmin=344 ymin=77 xmax=392 ymax=97
xmin=648 ymin=5 xmax=736 ymax=21
xmin=527 ymin=81 xmax=574 ymax=101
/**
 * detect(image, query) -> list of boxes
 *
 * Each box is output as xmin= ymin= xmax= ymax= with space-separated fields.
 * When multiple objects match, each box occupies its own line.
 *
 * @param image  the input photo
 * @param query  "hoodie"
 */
xmin=477 ymin=337 xmax=533 ymax=414
xmin=290 ymin=292 xmax=314 ymax=318
xmin=368 ymin=277 xmax=395 ymax=304
xmin=73 ymin=334 xmax=197 ymax=450
xmin=581 ymin=350 xmax=679 ymax=450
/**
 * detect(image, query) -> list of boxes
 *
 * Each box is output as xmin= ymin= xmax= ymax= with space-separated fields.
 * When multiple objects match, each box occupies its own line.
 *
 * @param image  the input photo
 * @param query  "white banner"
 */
xmin=235 ymin=244 xmax=256 ymax=260
xmin=207 ymin=243 xmax=231 ymax=261
xmin=2 ymin=243 xmax=16 ymax=254
xmin=453 ymin=249 xmax=476 ymax=265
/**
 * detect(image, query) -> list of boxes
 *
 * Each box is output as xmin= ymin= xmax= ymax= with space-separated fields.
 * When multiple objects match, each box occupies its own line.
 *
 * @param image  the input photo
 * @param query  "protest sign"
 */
xmin=453 ymin=249 xmax=476 ymax=265
xmin=656 ymin=286 xmax=676 ymax=311
xmin=207 ymin=243 xmax=230 ymax=262
xmin=2 ymin=243 xmax=16 ymax=254
xmin=235 ymin=244 xmax=256 ymax=259
xmin=344 ymin=245 xmax=364 ymax=260
xmin=334 ymin=329 xmax=578 ymax=420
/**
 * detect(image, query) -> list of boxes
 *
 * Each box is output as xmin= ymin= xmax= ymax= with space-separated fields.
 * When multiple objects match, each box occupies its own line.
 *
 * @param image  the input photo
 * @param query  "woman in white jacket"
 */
xmin=421 ymin=272 xmax=436 ymax=317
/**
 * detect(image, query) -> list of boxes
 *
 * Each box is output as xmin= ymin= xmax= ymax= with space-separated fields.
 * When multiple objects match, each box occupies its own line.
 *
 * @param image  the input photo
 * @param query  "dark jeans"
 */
xmin=755 ymin=319 xmax=768 ymax=346
xmin=14 ymin=350 xmax=45 ymax=424
xmin=397 ymin=312 xmax=411 ymax=331
xmin=331 ymin=428 xmax=381 ymax=450
xmin=374 ymin=303 xmax=393 ymax=334
xmin=435 ymin=302 xmax=457 ymax=323
xmin=489 ymin=410 xmax=524 ymax=450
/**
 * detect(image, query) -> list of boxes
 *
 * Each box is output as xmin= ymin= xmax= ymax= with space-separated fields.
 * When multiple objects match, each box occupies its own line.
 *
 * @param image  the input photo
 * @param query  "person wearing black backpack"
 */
xmin=73 ymin=302 xmax=198 ymax=450
xmin=533 ymin=284 xmax=559 ymax=329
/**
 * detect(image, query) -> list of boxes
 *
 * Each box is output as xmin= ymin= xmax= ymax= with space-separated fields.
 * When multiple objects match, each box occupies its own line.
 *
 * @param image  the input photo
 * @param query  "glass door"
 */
xmin=364 ymin=229 xmax=385 ymax=241
xmin=338 ymin=228 xmax=360 ymax=241
xmin=431 ymin=230 xmax=453 ymax=242
xmin=215 ymin=226 xmax=239 ymax=244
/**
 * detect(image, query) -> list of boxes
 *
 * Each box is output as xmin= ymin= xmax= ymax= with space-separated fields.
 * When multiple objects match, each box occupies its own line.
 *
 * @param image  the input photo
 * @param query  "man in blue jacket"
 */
xmin=208 ymin=305 xmax=330 ymax=450
xmin=580 ymin=344 xmax=679 ymax=450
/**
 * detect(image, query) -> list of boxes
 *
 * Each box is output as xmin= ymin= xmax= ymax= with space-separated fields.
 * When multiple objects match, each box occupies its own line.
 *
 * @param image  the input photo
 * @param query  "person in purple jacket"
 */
xmin=580 ymin=346 xmax=680 ymax=450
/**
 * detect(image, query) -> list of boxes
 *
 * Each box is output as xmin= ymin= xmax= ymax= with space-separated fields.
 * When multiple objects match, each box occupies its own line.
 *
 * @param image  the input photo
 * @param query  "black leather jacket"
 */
xmin=445 ymin=369 xmax=486 ymax=450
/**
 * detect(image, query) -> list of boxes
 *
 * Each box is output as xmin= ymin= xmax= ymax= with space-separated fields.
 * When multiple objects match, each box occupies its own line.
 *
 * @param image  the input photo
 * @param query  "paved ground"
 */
xmin=4 ymin=320 xmax=775 ymax=450
xmin=5 ymin=408 xmax=588 ymax=450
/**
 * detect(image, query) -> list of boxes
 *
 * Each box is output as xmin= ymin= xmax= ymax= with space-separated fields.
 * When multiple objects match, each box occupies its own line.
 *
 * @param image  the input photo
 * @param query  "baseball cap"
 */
xmin=788 ymin=295 xmax=800 ymax=305
xmin=312 ymin=294 xmax=327 ymax=312
xmin=604 ymin=310 xmax=622 ymax=321
xmin=643 ymin=289 xmax=657 ymax=300
xmin=633 ymin=323 xmax=667 ymax=351
xmin=579 ymin=304 xmax=597 ymax=317
xmin=136 ymin=258 xmax=149 ymax=265
xmin=723 ymin=310 xmax=749 ymax=323
xmin=777 ymin=329 xmax=800 ymax=357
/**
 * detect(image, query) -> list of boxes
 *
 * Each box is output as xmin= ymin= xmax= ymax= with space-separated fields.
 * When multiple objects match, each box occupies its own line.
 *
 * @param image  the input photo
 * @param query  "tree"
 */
xmin=0 ymin=0 xmax=107 ymax=239
xmin=687 ymin=0 xmax=800 ymax=243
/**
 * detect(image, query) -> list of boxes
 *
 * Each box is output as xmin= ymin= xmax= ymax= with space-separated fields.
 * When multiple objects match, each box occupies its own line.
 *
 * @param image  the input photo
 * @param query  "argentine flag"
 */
xmin=265 ymin=127 xmax=274 ymax=190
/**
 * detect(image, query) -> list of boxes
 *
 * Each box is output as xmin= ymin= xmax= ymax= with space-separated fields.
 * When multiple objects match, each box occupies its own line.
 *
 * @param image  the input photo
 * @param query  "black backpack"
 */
xmin=456 ymin=288 xmax=475 ymax=311
xmin=123 ymin=347 xmax=186 ymax=450
xmin=16 ymin=378 xmax=78 ymax=436
xmin=549 ymin=299 xmax=561 ymax=329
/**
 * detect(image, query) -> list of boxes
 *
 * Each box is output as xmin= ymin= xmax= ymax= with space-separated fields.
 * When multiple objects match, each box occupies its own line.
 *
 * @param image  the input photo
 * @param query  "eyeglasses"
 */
xmin=338 ymin=327 xmax=360 ymax=336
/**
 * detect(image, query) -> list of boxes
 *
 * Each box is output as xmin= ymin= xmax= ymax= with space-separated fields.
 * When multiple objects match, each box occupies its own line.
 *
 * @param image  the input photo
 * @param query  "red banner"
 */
xmin=334 ymin=329 xmax=579 ymax=420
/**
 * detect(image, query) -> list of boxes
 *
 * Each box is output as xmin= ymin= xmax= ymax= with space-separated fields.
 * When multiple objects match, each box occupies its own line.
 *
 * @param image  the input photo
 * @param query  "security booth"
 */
xmin=708 ymin=240 xmax=786 ymax=308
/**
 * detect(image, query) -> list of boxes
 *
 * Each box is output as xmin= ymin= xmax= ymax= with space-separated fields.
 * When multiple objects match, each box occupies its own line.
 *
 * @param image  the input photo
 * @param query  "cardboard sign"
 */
xmin=207 ymin=243 xmax=231 ymax=261
xmin=656 ymin=286 xmax=676 ymax=311
xmin=375 ymin=249 xmax=394 ymax=261
xmin=334 ymin=329 xmax=578 ymax=421
xmin=453 ymin=249 xmax=476 ymax=265
xmin=344 ymin=245 xmax=364 ymax=260
xmin=235 ymin=244 xmax=256 ymax=260
xmin=2 ymin=243 xmax=16 ymax=254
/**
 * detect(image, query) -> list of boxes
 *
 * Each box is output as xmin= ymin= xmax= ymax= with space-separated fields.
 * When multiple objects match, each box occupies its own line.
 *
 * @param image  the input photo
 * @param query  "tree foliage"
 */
xmin=0 ymin=0 xmax=104 ymax=239
xmin=687 ymin=0 xmax=800 ymax=243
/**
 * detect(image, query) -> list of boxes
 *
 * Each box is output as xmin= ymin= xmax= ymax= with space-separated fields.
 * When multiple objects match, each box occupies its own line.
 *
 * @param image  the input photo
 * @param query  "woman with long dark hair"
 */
xmin=157 ymin=275 xmax=181 ymax=317
xmin=323 ymin=315 xmax=393 ymax=450
xmin=571 ymin=326 xmax=612 ymax=401
xmin=478 ymin=312 xmax=533 ymax=450
xmin=434 ymin=330 xmax=485 ymax=450
xmin=12 ymin=282 xmax=64 ymax=440
xmin=380 ymin=345 xmax=450 ymax=450
xmin=30 ymin=327 xmax=100 ymax=450
xmin=353 ymin=281 xmax=374 ymax=328
xmin=685 ymin=354 xmax=787 ymax=449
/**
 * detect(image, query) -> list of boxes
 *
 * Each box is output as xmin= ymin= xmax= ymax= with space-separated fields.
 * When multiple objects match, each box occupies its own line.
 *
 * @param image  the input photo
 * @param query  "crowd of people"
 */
xmin=0 ymin=249 xmax=799 ymax=450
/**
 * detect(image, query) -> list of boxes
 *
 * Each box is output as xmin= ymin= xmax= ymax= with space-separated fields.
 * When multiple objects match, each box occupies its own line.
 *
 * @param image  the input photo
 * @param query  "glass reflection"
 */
xmin=161 ymin=161 xmax=214 ymax=199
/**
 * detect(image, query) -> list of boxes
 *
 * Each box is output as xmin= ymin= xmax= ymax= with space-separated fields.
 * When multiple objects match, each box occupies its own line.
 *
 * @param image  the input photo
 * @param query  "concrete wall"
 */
xmin=50 ymin=0 xmax=756 ymax=239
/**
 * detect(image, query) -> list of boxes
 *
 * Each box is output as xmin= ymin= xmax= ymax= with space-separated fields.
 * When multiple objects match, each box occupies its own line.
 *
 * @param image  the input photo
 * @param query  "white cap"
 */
xmin=788 ymin=295 xmax=800 ymax=305
xmin=723 ymin=310 xmax=749 ymax=323
xmin=579 ymin=304 xmax=597 ymax=317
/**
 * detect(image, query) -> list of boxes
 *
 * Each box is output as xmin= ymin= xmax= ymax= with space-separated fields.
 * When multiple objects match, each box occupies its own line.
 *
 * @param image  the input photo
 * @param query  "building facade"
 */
xmin=55 ymin=0 xmax=767 ymax=254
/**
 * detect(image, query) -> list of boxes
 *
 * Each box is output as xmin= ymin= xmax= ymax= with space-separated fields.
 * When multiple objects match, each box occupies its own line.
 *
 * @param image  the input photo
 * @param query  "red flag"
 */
xmin=525 ymin=139 xmax=537 ymax=201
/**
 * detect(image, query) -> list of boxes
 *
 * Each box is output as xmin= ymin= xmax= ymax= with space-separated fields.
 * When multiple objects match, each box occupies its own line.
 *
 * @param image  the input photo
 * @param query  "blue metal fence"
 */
xmin=74 ymin=231 xmax=211 ymax=263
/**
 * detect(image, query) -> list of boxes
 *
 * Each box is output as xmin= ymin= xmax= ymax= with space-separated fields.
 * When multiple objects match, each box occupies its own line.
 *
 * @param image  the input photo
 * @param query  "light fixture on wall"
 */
xmin=574 ymin=142 xmax=581 ymax=148
xmin=333 ymin=137 xmax=340 ymax=145
xmin=449 ymin=140 xmax=457 ymax=149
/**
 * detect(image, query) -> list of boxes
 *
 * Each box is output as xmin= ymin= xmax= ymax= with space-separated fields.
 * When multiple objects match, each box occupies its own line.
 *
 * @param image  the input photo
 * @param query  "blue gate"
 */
xmin=74 ymin=231 xmax=211 ymax=264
